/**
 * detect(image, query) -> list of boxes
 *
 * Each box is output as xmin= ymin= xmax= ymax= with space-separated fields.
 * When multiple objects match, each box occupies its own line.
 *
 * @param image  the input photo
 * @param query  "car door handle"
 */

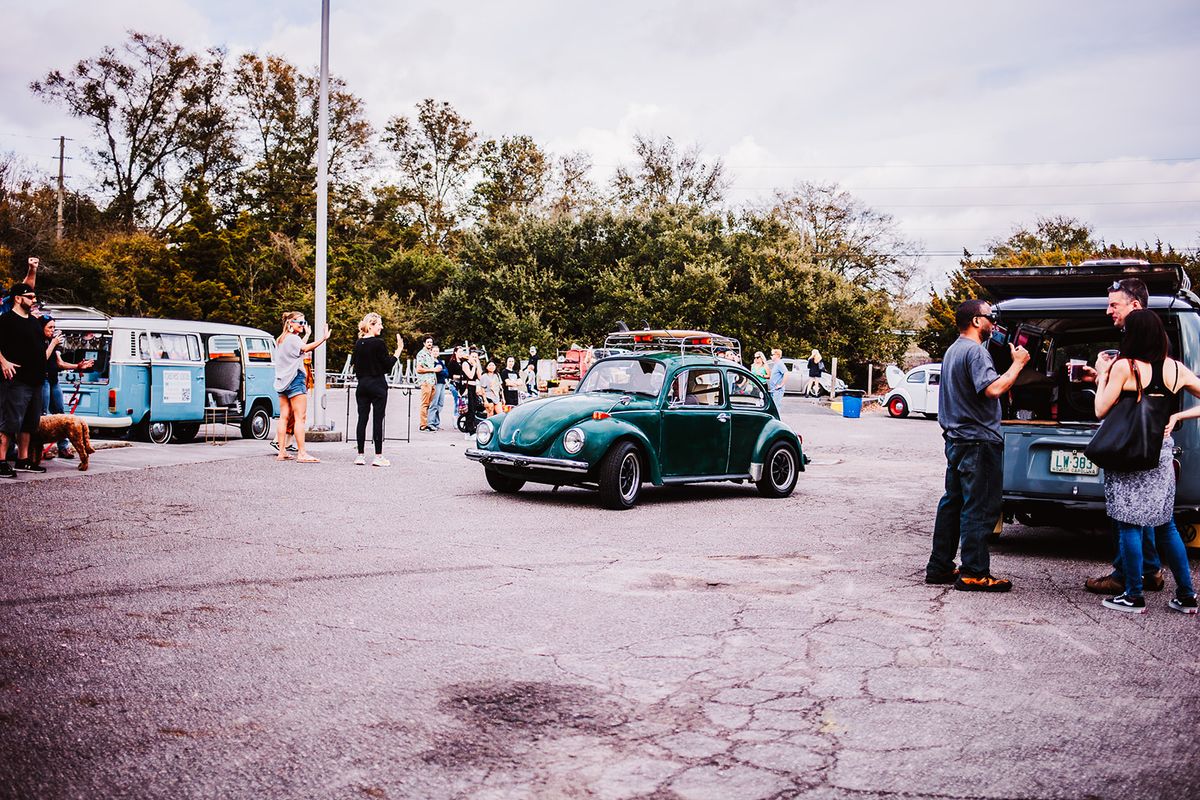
xmin=717 ymin=413 xmax=729 ymax=422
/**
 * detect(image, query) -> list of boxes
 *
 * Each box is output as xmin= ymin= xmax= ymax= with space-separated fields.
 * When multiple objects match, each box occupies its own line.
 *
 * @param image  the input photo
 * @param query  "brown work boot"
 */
xmin=1084 ymin=574 xmax=1122 ymax=594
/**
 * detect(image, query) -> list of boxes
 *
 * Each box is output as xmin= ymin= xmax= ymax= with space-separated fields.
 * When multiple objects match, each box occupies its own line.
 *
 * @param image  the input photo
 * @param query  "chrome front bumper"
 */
xmin=465 ymin=448 xmax=590 ymax=474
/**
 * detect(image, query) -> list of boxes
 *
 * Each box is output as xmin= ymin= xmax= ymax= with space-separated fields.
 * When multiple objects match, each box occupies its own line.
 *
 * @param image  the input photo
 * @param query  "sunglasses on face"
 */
xmin=975 ymin=312 xmax=998 ymax=323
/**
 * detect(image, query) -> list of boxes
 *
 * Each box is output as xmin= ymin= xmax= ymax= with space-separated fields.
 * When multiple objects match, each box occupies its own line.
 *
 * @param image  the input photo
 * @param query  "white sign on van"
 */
xmin=162 ymin=370 xmax=192 ymax=404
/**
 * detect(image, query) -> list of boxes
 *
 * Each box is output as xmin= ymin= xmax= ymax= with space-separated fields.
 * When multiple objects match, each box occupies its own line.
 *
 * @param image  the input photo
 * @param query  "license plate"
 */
xmin=1049 ymin=449 xmax=1098 ymax=476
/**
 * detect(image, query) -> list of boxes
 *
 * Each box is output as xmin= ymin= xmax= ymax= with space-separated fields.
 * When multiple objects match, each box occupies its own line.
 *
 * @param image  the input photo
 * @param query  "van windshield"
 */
xmin=991 ymin=311 xmax=1181 ymax=424
xmin=59 ymin=330 xmax=112 ymax=384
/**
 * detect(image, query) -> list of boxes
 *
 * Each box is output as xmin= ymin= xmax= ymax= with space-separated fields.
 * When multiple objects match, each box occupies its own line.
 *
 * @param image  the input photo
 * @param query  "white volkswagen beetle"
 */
xmin=882 ymin=363 xmax=941 ymax=418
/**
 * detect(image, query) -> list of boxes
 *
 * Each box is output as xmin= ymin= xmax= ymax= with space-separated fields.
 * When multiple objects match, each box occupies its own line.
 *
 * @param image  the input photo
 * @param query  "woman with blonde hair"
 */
xmin=805 ymin=348 xmax=825 ymax=396
xmin=272 ymin=310 xmax=330 ymax=463
xmin=751 ymin=351 xmax=769 ymax=382
xmin=351 ymin=313 xmax=403 ymax=466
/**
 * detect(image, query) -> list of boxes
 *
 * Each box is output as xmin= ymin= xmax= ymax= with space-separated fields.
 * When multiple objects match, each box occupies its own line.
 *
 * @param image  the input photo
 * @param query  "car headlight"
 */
xmin=476 ymin=420 xmax=494 ymax=446
xmin=563 ymin=427 xmax=585 ymax=454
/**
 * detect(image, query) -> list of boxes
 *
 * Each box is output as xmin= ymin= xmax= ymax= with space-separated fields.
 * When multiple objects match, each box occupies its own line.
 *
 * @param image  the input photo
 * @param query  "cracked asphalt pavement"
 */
xmin=1 ymin=399 xmax=1198 ymax=799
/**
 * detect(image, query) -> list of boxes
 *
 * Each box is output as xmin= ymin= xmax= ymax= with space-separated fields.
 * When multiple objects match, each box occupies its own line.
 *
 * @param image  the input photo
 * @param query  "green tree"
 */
xmin=383 ymin=99 xmax=478 ymax=252
xmin=31 ymin=32 xmax=234 ymax=230
xmin=471 ymin=135 xmax=550 ymax=221
xmin=768 ymin=182 xmax=917 ymax=294
xmin=611 ymin=134 xmax=728 ymax=211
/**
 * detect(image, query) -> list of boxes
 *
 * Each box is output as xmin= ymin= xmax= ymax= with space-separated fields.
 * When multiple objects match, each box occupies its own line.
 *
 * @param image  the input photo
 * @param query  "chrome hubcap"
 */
xmin=771 ymin=449 xmax=794 ymax=488
xmin=619 ymin=453 xmax=640 ymax=501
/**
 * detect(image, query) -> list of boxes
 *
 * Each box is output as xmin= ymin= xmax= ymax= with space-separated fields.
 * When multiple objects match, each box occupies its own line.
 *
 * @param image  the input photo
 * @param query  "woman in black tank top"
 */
xmin=1094 ymin=310 xmax=1200 ymax=613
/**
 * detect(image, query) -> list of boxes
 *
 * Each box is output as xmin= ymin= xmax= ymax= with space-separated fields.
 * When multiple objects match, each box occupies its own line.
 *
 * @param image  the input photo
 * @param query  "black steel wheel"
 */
xmin=485 ymin=468 xmax=525 ymax=494
xmin=146 ymin=421 xmax=173 ymax=445
xmin=599 ymin=441 xmax=642 ymax=510
xmin=756 ymin=440 xmax=799 ymax=498
xmin=241 ymin=404 xmax=273 ymax=440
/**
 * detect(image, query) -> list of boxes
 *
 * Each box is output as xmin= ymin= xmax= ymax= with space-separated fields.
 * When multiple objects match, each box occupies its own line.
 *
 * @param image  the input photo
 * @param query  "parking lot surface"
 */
xmin=2 ymin=399 xmax=1198 ymax=799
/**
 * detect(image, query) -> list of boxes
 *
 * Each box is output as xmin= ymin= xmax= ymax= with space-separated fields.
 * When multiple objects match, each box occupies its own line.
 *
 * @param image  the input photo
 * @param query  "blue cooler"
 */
xmin=841 ymin=390 xmax=865 ymax=418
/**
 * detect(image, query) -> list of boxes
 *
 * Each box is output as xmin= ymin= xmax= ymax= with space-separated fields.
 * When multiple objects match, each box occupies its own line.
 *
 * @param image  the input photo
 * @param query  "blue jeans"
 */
xmin=41 ymin=379 xmax=71 ymax=451
xmin=928 ymin=440 xmax=1003 ymax=578
xmin=428 ymin=383 xmax=445 ymax=430
xmin=1107 ymin=520 xmax=1161 ymax=580
xmin=1116 ymin=520 xmax=1196 ymax=598
xmin=771 ymin=388 xmax=784 ymax=407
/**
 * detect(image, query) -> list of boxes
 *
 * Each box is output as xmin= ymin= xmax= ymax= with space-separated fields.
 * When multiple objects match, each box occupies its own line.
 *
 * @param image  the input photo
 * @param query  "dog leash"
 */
xmin=67 ymin=375 xmax=83 ymax=414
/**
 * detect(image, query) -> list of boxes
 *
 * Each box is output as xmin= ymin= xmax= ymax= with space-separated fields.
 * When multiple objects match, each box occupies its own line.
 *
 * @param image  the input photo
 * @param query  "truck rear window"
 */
xmin=991 ymin=313 xmax=1182 ymax=424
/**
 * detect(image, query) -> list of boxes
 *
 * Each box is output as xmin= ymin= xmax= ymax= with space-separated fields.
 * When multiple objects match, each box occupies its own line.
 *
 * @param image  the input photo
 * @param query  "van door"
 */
xmin=243 ymin=335 xmax=276 ymax=410
xmin=148 ymin=331 xmax=205 ymax=423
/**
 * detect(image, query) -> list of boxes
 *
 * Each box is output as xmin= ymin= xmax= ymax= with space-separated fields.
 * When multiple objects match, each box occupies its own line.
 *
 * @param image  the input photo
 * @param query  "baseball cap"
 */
xmin=7 ymin=283 xmax=34 ymax=299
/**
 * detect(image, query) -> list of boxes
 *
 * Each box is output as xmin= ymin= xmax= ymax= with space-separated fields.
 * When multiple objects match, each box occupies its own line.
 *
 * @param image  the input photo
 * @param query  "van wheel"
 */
xmin=241 ymin=405 xmax=272 ymax=440
xmin=172 ymin=423 xmax=199 ymax=443
xmin=756 ymin=440 xmax=799 ymax=498
xmin=485 ymin=468 xmax=525 ymax=494
xmin=599 ymin=441 xmax=642 ymax=510
xmin=146 ymin=421 xmax=173 ymax=445
xmin=887 ymin=396 xmax=909 ymax=418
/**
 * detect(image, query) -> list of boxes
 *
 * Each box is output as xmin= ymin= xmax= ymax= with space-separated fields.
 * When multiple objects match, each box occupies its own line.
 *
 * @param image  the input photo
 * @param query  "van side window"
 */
xmin=151 ymin=333 xmax=202 ymax=361
xmin=245 ymin=337 xmax=273 ymax=362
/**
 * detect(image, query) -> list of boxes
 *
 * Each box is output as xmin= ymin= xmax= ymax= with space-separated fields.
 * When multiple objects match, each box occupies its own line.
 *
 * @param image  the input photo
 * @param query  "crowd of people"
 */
xmin=927 ymin=279 xmax=1199 ymax=615
xmin=0 ymin=258 xmax=95 ymax=478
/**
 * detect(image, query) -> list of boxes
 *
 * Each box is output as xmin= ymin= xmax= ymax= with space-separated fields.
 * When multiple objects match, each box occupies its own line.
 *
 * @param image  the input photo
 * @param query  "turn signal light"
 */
xmin=592 ymin=412 xmax=610 ymax=420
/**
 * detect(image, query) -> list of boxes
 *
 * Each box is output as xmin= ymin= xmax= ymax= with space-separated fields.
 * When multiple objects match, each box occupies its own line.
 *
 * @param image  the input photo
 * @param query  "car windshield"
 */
xmin=578 ymin=358 xmax=666 ymax=396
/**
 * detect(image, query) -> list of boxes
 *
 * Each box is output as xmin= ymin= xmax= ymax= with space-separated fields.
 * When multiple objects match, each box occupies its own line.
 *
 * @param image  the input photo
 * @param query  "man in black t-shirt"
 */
xmin=0 ymin=283 xmax=48 ymax=476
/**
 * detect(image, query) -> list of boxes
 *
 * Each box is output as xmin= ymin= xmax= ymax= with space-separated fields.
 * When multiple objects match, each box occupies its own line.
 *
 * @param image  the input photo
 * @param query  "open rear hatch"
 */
xmin=971 ymin=263 xmax=1188 ymax=301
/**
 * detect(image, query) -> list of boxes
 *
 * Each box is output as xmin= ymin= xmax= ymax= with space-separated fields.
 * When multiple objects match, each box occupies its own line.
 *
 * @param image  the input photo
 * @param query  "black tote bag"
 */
xmin=1084 ymin=359 xmax=1171 ymax=472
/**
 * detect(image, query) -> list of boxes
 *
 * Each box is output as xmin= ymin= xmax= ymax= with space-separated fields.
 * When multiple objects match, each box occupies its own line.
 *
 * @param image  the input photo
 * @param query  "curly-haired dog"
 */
xmin=31 ymin=414 xmax=95 ymax=471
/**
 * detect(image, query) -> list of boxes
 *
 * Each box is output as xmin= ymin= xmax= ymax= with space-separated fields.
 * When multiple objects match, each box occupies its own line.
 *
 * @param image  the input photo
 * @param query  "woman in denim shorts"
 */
xmin=272 ymin=311 xmax=330 ymax=463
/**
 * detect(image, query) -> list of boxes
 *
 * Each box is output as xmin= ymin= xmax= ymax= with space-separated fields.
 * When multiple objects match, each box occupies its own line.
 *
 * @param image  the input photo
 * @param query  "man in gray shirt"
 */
xmin=926 ymin=299 xmax=1029 ymax=592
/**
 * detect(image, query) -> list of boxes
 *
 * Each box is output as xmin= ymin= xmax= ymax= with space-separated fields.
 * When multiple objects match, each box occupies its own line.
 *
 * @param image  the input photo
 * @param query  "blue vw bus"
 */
xmin=46 ymin=306 xmax=280 ymax=443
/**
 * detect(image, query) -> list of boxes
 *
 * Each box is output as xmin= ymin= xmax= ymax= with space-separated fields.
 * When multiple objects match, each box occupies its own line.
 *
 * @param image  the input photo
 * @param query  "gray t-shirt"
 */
xmin=273 ymin=334 xmax=305 ymax=392
xmin=939 ymin=336 xmax=1001 ymax=443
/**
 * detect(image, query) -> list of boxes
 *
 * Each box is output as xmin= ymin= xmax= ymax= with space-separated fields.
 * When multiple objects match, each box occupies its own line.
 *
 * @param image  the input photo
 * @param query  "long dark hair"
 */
xmin=1118 ymin=309 xmax=1168 ymax=363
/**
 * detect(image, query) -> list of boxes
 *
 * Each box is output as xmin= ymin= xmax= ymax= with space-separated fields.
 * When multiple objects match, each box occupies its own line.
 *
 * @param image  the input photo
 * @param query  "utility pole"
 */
xmin=312 ymin=0 xmax=330 ymax=429
xmin=56 ymin=136 xmax=65 ymax=241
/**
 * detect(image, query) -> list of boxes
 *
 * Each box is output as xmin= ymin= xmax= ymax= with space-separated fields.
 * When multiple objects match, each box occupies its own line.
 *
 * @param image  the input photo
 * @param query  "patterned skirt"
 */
xmin=1103 ymin=437 xmax=1175 ymax=527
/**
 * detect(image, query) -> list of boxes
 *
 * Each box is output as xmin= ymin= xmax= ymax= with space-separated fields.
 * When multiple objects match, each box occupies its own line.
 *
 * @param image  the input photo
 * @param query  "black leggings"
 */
xmin=356 ymin=377 xmax=389 ymax=454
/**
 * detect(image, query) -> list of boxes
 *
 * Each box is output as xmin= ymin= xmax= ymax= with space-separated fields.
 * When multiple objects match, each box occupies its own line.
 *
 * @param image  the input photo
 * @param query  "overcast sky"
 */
xmin=3 ymin=0 xmax=1198 ymax=291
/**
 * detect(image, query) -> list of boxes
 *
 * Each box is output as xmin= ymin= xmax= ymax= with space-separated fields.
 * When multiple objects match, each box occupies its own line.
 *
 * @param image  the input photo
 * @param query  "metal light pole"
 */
xmin=312 ymin=0 xmax=330 ymax=428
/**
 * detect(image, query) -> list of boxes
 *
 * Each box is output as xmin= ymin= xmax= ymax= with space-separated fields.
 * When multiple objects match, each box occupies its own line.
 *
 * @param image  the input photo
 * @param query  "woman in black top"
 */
xmin=351 ymin=313 xmax=402 ymax=466
xmin=500 ymin=356 xmax=521 ymax=407
xmin=805 ymin=349 xmax=825 ymax=396
xmin=42 ymin=316 xmax=93 ymax=458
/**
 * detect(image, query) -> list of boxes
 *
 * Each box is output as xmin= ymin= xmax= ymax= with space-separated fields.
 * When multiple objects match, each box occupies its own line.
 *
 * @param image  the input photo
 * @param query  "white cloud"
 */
xmin=2 ymin=0 xmax=1197 ymax=285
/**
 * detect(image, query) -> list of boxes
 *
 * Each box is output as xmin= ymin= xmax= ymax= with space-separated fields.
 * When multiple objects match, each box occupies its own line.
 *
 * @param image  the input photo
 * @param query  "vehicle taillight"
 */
xmin=108 ymin=389 xmax=116 ymax=412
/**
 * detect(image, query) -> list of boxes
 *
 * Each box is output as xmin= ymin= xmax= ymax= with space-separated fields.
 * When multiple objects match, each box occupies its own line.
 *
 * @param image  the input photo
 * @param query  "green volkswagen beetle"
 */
xmin=465 ymin=331 xmax=804 ymax=509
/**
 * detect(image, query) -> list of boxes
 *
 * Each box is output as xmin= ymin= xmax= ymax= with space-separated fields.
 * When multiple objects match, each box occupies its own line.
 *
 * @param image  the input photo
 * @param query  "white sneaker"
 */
xmin=354 ymin=454 xmax=366 ymax=465
xmin=371 ymin=456 xmax=391 ymax=467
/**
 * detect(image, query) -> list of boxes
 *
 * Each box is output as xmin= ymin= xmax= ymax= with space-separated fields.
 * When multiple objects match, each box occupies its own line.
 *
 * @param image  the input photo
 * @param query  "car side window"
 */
xmin=728 ymin=370 xmax=765 ymax=408
xmin=907 ymin=371 xmax=925 ymax=384
xmin=683 ymin=368 xmax=724 ymax=407
xmin=928 ymin=372 xmax=940 ymax=386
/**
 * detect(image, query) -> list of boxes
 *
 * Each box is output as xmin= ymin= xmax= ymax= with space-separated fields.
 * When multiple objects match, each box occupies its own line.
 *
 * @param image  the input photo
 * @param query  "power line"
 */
xmin=720 ymin=156 xmax=1200 ymax=170
xmin=732 ymin=180 xmax=1200 ymax=191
